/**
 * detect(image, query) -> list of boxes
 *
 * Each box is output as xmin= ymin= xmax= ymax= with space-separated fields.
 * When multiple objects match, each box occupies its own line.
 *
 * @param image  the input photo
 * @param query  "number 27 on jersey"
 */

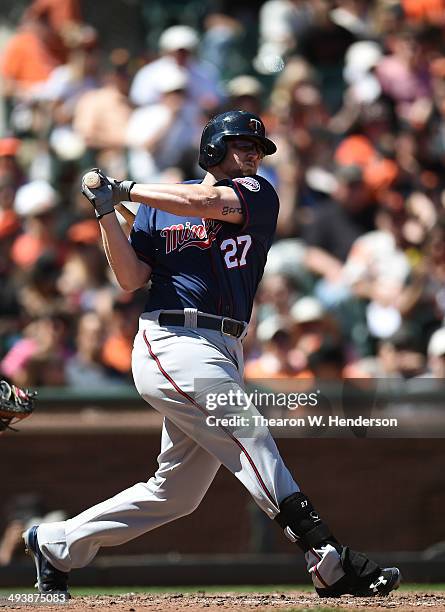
xmin=220 ymin=235 xmax=252 ymax=269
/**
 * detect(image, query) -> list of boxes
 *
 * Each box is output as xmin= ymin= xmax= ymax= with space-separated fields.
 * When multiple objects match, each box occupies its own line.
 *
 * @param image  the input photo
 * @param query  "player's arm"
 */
xmin=81 ymin=175 xmax=151 ymax=291
xmin=99 ymin=213 xmax=151 ymax=292
xmin=129 ymin=183 xmax=244 ymax=225
xmin=114 ymin=202 xmax=137 ymax=238
xmin=83 ymin=169 xmax=244 ymax=224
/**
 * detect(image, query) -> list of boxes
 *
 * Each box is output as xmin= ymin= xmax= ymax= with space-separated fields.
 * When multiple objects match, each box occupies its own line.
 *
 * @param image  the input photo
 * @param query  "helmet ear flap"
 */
xmin=205 ymin=143 xmax=217 ymax=159
xmin=199 ymin=134 xmax=227 ymax=169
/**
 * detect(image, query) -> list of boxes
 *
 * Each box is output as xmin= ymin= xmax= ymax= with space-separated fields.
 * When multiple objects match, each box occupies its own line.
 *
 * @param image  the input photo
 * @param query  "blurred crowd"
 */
xmin=1 ymin=0 xmax=445 ymax=388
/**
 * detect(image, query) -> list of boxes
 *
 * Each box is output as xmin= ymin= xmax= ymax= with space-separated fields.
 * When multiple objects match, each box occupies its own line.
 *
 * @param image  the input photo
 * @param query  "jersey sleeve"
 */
xmin=129 ymin=205 xmax=157 ymax=267
xmin=228 ymin=175 xmax=279 ymax=242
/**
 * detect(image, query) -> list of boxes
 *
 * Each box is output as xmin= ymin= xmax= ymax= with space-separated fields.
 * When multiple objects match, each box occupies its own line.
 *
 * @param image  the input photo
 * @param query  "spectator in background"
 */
xmin=0 ymin=161 xmax=22 ymax=318
xmin=330 ymin=0 xmax=375 ymax=38
xmin=263 ymin=238 xmax=311 ymax=293
xmin=303 ymin=165 xmax=377 ymax=299
xmin=201 ymin=13 xmax=247 ymax=81
xmin=401 ymin=0 xmax=445 ymax=25
xmin=254 ymin=0 xmax=312 ymax=75
xmin=40 ymin=24 xmax=99 ymax=112
xmin=339 ymin=40 xmax=383 ymax=111
xmin=126 ymin=66 xmax=201 ymax=183
xmin=0 ymin=206 xmax=21 ymax=361
xmin=345 ymin=323 xmax=426 ymax=379
xmin=333 ymin=98 xmax=399 ymax=192
xmin=307 ymin=340 xmax=346 ymax=380
xmin=25 ymin=0 xmax=83 ymax=32
xmin=225 ymin=75 xmax=264 ymax=116
xmin=66 ymin=311 xmax=123 ymax=387
xmin=296 ymin=0 xmax=357 ymax=112
xmin=343 ymin=192 xmax=439 ymax=343
xmin=11 ymin=180 xmax=63 ymax=271
xmin=1 ymin=313 xmax=69 ymax=387
xmin=269 ymin=56 xmax=330 ymax=167
xmin=256 ymin=273 xmax=299 ymax=320
xmin=17 ymin=252 xmax=65 ymax=319
xmin=375 ymin=28 xmax=433 ymax=125
xmin=424 ymin=327 xmax=445 ymax=377
xmin=101 ymin=296 xmax=142 ymax=380
xmin=245 ymin=315 xmax=312 ymax=380
xmin=422 ymin=215 xmax=445 ymax=321
xmin=73 ymin=50 xmax=132 ymax=160
xmin=0 ymin=138 xmax=26 ymax=191
xmin=38 ymin=24 xmax=99 ymax=170
xmin=289 ymin=296 xmax=340 ymax=369
xmin=130 ymin=25 xmax=223 ymax=110
xmin=57 ymin=233 xmax=112 ymax=316
xmin=1 ymin=11 xmax=67 ymax=101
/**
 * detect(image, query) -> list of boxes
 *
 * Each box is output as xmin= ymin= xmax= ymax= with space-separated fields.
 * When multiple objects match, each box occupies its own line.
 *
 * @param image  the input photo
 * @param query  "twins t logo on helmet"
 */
xmin=249 ymin=119 xmax=262 ymax=133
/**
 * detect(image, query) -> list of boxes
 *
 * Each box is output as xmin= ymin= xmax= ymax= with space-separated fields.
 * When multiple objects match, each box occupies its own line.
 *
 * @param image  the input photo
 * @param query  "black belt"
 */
xmin=158 ymin=312 xmax=246 ymax=338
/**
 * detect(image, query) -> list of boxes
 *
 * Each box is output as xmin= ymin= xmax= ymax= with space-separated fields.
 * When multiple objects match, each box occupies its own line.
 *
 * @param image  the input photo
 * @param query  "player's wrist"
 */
xmin=119 ymin=180 xmax=135 ymax=203
xmin=95 ymin=208 xmax=115 ymax=220
xmin=109 ymin=179 xmax=135 ymax=205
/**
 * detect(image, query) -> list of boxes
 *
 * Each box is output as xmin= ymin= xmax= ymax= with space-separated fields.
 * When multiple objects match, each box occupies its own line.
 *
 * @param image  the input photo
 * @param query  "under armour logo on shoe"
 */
xmin=370 ymin=576 xmax=388 ymax=593
xmin=284 ymin=526 xmax=299 ymax=543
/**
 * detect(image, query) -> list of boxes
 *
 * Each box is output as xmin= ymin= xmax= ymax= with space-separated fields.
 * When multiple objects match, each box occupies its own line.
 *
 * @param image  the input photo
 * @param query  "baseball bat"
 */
xmin=83 ymin=171 xmax=101 ymax=189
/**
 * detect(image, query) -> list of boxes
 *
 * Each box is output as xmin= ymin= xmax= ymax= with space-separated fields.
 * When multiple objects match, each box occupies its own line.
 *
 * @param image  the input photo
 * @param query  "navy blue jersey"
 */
xmin=129 ymin=175 xmax=279 ymax=322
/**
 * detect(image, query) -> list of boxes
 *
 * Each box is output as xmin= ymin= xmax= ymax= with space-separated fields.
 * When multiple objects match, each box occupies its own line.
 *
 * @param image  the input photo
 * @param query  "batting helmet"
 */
xmin=198 ymin=110 xmax=277 ymax=170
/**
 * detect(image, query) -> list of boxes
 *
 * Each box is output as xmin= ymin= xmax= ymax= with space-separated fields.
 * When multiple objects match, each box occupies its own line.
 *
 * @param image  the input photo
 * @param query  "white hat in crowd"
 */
xmin=227 ymin=75 xmax=263 ymax=98
xmin=257 ymin=315 xmax=290 ymax=343
xmin=427 ymin=328 xmax=445 ymax=357
xmin=264 ymin=239 xmax=307 ymax=283
xmin=158 ymin=66 xmax=188 ymax=94
xmin=14 ymin=181 xmax=58 ymax=217
xmin=344 ymin=41 xmax=383 ymax=83
xmin=159 ymin=26 xmax=199 ymax=53
xmin=291 ymin=296 xmax=325 ymax=324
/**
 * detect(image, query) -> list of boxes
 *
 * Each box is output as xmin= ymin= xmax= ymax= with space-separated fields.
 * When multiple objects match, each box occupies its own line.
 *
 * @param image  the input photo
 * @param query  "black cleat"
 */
xmin=317 ymin=566 xmax=401 ymax=598
xmin=23 ymin=526 xmax=70 ymax=598
xmin=353 ymin=567 xmax=401 ymax=596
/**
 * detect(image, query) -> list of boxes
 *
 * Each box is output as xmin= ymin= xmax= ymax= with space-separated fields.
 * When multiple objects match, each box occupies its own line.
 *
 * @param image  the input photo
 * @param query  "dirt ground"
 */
xmin=1 ymin=590 xmax=444 ymax=612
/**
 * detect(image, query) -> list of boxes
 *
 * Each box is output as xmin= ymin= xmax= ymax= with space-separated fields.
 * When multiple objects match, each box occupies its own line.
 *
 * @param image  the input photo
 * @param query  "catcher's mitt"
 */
xmin=0 ymin=381 xmax=36 ymax=433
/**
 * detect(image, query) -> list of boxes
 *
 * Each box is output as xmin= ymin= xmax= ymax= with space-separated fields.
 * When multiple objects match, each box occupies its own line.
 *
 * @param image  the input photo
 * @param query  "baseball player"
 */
xmin=23 ymin=111 xmax=400 ymax=598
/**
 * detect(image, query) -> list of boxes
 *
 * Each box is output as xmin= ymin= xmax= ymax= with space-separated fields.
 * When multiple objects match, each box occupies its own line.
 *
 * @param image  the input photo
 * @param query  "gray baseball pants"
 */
xmin=37 ymin=311 xmax=344 ymax=588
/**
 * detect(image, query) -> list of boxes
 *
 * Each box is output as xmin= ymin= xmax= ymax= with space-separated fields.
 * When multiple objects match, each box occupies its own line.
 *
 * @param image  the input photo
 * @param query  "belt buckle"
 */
xmin=221 ymin=317 xmax=241 ymax=338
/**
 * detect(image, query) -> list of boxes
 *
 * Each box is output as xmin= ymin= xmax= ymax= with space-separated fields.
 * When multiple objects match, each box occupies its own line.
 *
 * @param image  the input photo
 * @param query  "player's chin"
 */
xmin=241 ymin=164 xmax=258 ymax=176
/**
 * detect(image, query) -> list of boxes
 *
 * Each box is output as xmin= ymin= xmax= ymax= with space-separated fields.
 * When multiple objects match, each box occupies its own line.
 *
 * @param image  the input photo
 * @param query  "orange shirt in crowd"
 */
xmin=102 ymin=334 xmax=132 ymax=374
xmin=27 ymin=0 xmax=82 ymax=30
xmin=10 ymin=233 xmax=66 ymax=269
xmin=334 ymin=135 xmax=375 ymax=168
xmin=11 ymin=234 xmax=49 ymax=268
xmin=1 ymin=29 xmax=62 ymax=91
xmin=401 ymin=0 xmax=445 ymax=23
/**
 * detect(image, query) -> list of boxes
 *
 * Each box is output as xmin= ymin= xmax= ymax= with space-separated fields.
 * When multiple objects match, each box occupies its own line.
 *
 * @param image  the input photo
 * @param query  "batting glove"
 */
xmin=81 ymin=169 xmax=115 ymax=219
xmin=81 ymin=170 xmax=135 ymax=219
xmin=106 ymin=175 xmax=135 ymax=205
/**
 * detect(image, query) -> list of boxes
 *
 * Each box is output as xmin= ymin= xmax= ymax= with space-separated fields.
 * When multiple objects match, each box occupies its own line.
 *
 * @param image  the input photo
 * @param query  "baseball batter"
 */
xmin=23 ymin=111 xmax=400 ymax=598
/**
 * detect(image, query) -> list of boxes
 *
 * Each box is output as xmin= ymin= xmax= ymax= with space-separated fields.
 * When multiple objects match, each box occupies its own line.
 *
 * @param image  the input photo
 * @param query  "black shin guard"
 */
xmin=276 ymin=492 xmax=382 ymax=594
xmin=274 ymin=492 xmax=339 ymax=553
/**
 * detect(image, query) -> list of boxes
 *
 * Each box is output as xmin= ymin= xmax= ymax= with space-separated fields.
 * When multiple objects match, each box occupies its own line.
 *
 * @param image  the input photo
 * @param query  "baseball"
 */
xmin=83 ymin=171 xmax=101 ymax=189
